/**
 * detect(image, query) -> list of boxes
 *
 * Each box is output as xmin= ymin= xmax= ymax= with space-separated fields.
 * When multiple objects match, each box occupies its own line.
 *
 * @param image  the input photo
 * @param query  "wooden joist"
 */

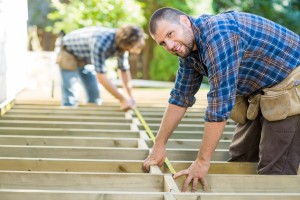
xmin=0 ymin=145 xmax=230 ymax=161
xmin=0 ymin=171 xmax=299 ymax=193
xmin=137 ymin=123 xmax=236 ymax=132
xmin=175 ymin=174 xmax=300 ymax=193
xmin=0 ymin=135 xmax=139 ymax=147
xmin=0 ymin=127 xmax=140 ymax=138
xmin=0 ymin=120 xmax=132 ymax=130
xmin=1 ymin=191 xmax=299 ymax=200
xmin=1 ymin=114 xmax=132 ymax=123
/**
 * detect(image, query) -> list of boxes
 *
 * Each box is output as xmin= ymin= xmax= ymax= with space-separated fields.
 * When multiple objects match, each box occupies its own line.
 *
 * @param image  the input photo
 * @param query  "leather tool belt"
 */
xmin=230 ymin=65 xmax=300 ymax=124
xmin=56 ymin=45 xmax=86 ymax=71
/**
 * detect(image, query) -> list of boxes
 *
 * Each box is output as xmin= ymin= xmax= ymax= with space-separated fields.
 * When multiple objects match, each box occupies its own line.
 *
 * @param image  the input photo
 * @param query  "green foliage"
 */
xmin=212 ymin=0 xmax=300 ymax=34
xmin=47 ymin=0 xmax=146 ymax=33
xmin=150 ymin=46 xmax=178 ymax=81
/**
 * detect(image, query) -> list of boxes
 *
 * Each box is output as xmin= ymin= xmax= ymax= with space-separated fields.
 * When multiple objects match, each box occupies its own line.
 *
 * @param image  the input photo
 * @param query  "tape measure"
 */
xmin=134 ymin=108 xmax=177 ymax=174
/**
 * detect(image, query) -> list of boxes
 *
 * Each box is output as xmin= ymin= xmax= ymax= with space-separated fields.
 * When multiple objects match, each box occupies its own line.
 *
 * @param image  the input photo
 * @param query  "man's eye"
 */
xmin=160 ymin=42 xmax=166 ymax=47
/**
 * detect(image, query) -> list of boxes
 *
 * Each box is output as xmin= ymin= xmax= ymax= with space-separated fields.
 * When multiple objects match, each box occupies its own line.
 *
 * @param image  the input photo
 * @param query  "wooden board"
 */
xmin=0 ymin=127 xmax=140 ymax=138
xmin=0 ymin=158 xmax=145 ymax=173
xmin=0 ymin=136 xmax=138 ymax=148
xmin=1 ymin=114 xmax=132 ymax=123
xmin=175 ymin=174 xmax=300 ymax=193
xmin=0 ymin=146 xmax=229 ymax=161
xmin=0 ymin=171 xmax=165 ymax=192
xmin=0 ymin=120 xmax=132 ymax=130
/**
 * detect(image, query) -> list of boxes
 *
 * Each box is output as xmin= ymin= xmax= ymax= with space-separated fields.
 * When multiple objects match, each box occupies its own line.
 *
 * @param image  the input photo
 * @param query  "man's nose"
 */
xmin=165 ymin=40 xmax=174 ymax=51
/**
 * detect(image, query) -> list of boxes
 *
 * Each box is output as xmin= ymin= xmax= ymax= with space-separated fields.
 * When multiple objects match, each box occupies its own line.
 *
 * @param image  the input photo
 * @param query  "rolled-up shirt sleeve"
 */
xmin=117 ymin=51 xmax=130 ymax=71
xmin=169 ymin=59 xmax=203 ymax=107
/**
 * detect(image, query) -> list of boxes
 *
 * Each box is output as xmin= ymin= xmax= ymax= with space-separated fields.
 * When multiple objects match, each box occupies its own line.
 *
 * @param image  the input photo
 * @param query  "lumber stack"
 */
xmin=0 ymin=90 xmax=299 ymax=200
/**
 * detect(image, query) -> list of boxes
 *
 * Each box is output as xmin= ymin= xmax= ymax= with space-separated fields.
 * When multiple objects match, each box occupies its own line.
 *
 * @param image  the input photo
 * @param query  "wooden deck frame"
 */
xmin=1 ymin=101 xmax=299 ymax=199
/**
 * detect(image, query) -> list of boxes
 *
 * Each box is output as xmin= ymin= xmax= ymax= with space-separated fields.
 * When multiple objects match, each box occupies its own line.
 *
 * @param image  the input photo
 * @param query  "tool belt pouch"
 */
xmin=260 ymin=67 xmax=300 ymax=121
xmin=230 ymin=96 xmax=249 ymax=124
xmin=247 ymin=94 xmax=261 ymax=120
xmin=56 ymin=46 xmax=78 ymax=71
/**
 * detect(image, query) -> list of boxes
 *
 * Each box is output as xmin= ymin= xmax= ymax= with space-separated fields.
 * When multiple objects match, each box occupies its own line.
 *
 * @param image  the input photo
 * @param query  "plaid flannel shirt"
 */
xmin=62 ymin=26 xmax=129 ymax=73
xmin=169 ymin=11 xmax=300 ymax=122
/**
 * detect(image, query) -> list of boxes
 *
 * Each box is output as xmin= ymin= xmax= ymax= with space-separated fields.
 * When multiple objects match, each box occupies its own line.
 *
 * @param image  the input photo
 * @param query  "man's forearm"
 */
xmin=155 ymin=104 xmax=187 ymax=145
xmin=197 ymin=121 xmax=226 ymax=162
xmin=119 ymin=70 xmax=133 ymax=99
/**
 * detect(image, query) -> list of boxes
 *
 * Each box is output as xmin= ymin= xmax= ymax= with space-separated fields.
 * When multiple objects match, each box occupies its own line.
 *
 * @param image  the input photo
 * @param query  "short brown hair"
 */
xmin=149 ymin=7 xmax=187 ymax=36
xmin=116 ymin=25 xmax=145 ymax=51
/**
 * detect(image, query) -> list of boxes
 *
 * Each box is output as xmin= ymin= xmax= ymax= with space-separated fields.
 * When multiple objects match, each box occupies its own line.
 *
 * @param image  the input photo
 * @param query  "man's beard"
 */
xmin=174 ymin=41 xmax=194 ymax=58
xmin=174 ymin=29 xmax=194 ymax=58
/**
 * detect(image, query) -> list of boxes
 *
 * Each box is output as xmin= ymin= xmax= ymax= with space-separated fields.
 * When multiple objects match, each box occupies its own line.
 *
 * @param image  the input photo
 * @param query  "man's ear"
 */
xmin=179 ymin=15 xmax=191 ymax=27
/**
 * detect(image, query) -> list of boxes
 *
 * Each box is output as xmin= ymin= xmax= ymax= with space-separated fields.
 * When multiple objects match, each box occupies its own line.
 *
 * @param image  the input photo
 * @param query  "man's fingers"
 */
xmin=182 ymin=175 xmax=193 ymax=192
xmin=143 ymin=158 xmax=158 ymax=172
xmin=192 ymin=178 xmax=199 ymax=192
xmin=172 ymin=169 xmax=187 ymax=179
xmin=200 ymin=177 xmax=209 ymax=191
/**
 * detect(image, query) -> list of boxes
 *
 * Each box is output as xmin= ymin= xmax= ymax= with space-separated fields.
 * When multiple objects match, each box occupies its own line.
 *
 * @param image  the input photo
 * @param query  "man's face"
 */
xmin=152 ymin=17 xmax=195 ymax=58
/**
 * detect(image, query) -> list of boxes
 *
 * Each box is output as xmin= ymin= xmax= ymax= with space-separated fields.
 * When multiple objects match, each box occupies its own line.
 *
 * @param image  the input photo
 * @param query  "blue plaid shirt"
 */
xmin=62 ymin=26 xmax=129 ymax=73
xmin=169 ymin=11 xmax=300 ymax=122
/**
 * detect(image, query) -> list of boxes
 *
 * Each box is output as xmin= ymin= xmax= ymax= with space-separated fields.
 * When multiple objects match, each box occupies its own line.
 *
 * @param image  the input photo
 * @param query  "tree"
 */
xmin=47 ymin=0 xmax=146 ymax=33
xmin=212 ymin=0 xmax=300 ymax=34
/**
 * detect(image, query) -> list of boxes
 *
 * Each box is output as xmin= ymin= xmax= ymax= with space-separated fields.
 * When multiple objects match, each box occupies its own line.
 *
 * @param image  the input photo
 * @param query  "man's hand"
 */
xmin=120 ymin=98 xmax=136 ymax=111
xmin=173 ymin=158 xmax=210 ymax=192
xmin=143 ymin=142 xmax=167 ymax=172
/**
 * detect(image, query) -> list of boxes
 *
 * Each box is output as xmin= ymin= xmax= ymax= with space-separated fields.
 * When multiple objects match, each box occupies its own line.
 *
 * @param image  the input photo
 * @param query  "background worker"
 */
xmin=56 ymin=25 xmax=145 ymax=111
xmin=143 ymin=7 xmax=300 ymax=192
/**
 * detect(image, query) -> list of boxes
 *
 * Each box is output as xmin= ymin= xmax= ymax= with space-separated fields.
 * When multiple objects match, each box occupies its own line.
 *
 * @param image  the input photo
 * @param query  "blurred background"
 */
xmin=0 ymin=0 xmax=299 ymax=105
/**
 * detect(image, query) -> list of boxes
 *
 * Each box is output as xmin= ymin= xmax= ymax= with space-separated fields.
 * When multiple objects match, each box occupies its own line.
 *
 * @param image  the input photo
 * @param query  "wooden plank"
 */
xmin=147 ymin=139 xmax=230 ymax=149
xmin=0 ymin=146 xmax=149 ymax=160
xmin=12 ymin=104 xmax=121 ymax=111
xmin=0 ymin=136 xmax=138 ymax=148
xmin=0 ymin=191 xmax=165 ymax=200
xmin=167 ymin=149 xmax=230 ymax=161
xmin=0 ymin=171 xmax=164 ymax=192
xmin=138 ymin=124 xmax=236 ymax=132
xmin=0 ymin=146 xmax=229 ymax=161
xmin=1 ymin=114 xmax=132 ymax=123
xmin=0 ymin=127 xmax=140 ymax=138
xmin=175 ymin=174 xmax=300 ymax=193
xmin=0 ymin=158 xmax=145 ymax=173
xmin=0 ymin=99 xmax=15 ymax=116
xmin=163 ymin=161 xmax=257 ymax=174
xmin=174 ymin=193 xmax=300 ymax=200
xmin=142 ymin=117 xmax=236 ymax=125
xmin=164 ymin=175 xmax=180 ymax=192
xmin=7 ymin=109 xmax=127 ymax=117
xmin=170 ymin=131 xmax=233 ymax=140
xmin=0 ymin=120 xmax=132 ymax=130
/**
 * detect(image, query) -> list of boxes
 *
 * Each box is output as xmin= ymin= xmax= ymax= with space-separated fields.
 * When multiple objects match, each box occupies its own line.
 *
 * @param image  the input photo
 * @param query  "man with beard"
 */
xmin=143 ymin=7 xmax=300 ymax=192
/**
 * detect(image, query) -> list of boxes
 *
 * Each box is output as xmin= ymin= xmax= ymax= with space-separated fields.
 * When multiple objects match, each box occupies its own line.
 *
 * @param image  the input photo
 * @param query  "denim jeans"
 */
xmin=60 ymin=65 xmax=101 ymax=106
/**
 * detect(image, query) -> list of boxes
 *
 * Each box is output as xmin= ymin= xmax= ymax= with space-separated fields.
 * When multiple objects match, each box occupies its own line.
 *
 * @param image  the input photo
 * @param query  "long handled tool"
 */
xmin=134 ymin=108 xmax=176 ymax=174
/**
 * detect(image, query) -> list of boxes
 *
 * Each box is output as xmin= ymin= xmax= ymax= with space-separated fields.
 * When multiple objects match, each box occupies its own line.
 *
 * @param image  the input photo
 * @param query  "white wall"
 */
xmin=0 ymin=0 xmax=28 ymax=103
